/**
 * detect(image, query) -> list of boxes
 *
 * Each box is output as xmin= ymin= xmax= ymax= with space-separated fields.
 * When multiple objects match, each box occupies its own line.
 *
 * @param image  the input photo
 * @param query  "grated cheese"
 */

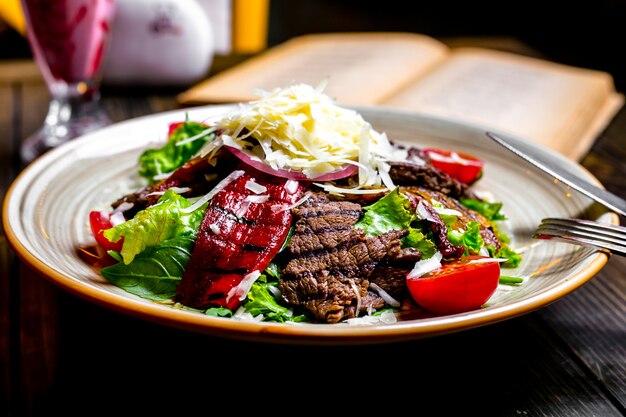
xmin=180 ymin=170 xmax=244 ymax=214
xmin=271 ymin=192 xmax=312 ymax=213
xmin=407 ymin=252 xmax=443 ymax=279
xmin=369 ymin=282 xmax=401 ymax=307
xmin=226 ymin=270 xmax=262 ymax=303
xmin=212 ymin=83 xmax=407 ymax=193
xmin=244 ymin=180 xmax=267 ymax=194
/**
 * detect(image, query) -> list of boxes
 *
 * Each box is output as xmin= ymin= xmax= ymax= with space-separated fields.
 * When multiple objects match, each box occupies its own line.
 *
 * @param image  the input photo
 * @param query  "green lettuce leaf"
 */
xmin=355 ymin=188 xmax=436 ymax=257
xmin=403 ymin=229 xmax=438 ymax=259
xmin=139 ymin=120 xmax=215 ymax=183
xmin=461 ymin=199 xmax=507 ymax=221
xmin=355 ymin=187 xmax=414 ymax=236
xmin=205 ymin=307 xmax=233 ymax=317
xmin=100 ymin=235 xmax=195 ymax=301
xmin=104 ymin=190 xmax=206 ymax=264
xmin=243 ymin=280 xmax=308 ymax=322
xmin=448 ymin=221 xmax=485 ymax=254
xmin=495 ymin=245 xmax=522 ymax=268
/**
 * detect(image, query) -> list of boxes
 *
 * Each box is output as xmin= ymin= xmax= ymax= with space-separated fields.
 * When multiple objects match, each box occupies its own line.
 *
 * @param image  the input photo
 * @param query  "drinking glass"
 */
xmin=20 ymin=0 xmax=116 ymax=163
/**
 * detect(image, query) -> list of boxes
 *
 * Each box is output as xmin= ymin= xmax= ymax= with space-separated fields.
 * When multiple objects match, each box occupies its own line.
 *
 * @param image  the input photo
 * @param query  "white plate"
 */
xmin=3 ymin=105 xmax=616 ymax=344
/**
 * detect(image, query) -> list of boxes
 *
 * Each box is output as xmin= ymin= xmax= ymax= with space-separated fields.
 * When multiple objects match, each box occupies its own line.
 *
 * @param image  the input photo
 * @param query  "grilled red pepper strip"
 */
xmin=175 ymin=170 xmax=303 ymax=310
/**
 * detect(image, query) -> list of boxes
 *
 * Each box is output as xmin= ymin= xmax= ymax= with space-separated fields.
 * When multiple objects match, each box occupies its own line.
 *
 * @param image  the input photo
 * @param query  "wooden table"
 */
xmin=1 ymin=59 xmax=625 ymax=417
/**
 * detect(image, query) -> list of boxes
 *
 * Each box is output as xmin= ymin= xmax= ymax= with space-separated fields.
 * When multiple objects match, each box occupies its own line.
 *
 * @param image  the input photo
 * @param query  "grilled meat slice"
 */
xmin=389 ymin=162 xmax=469 ymax=199
xmin=175 ymin=170 xmax=303 ymax=310
xmin=279 ymin=197 xmax=406 ymax=323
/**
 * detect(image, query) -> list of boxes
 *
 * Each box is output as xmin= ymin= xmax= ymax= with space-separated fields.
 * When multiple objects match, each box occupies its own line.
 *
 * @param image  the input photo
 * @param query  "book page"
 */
xmin=177 ymin=32 xmax=449 ymax=106
xmin=384 ymin=48 xmax=623 ymax=160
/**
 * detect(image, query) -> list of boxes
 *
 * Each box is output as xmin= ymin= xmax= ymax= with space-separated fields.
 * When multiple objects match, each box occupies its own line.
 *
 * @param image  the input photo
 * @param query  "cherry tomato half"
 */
xmin=89 ymin=210 xmax=123 ymax=253
xmin=423 ymin=148 xmax=484 ymax=184
xmin=406 ymin=256 xmax=500 ymax=314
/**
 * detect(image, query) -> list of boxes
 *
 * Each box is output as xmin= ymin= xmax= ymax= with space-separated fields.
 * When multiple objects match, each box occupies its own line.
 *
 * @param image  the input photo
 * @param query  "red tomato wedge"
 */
xmin=406 ymin=256 xmax=500 ymax=314
xmin=167 ymin=121 xmax=186 ymax=136
xmin=89 ymin=211 xmax=124 ymax=253
xmin=167 ymin=121 xmax=209 ymax=137
xmin=423 ymin=148 xmax=484 ymax=184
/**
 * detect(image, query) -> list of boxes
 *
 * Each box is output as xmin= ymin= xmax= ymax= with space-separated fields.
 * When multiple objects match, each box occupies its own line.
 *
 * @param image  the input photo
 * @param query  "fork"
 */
xmin=533 ymin=217 xmax=626 ymax=257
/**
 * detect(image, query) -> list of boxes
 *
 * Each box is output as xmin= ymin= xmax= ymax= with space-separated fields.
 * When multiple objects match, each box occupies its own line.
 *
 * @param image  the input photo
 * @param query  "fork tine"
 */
xmin=533 ymin=225 xmax=626 ymax=256
xmin=540 ymin=217 xmax=626 ymax=239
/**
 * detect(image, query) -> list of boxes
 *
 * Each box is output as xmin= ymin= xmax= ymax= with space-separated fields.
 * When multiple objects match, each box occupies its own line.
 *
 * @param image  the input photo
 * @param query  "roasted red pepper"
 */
xmin=175 ymin=169 xmax=303 ymax=310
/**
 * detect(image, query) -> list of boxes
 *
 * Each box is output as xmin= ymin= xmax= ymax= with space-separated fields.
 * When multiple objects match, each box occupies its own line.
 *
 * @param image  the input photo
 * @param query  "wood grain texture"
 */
xmin=540 ymin=256 xmax=626 ymax=411
xmin=539 ymin=114 xmax=626 ymax=411
xmin=0 ymin=82 xmax=18 ymax=417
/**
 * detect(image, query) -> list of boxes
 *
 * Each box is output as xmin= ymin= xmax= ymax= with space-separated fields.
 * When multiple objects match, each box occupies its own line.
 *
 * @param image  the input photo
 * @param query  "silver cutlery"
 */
xmin=486 ymin=131 xmax=626 ymax=257
xmin=534 ymin=217 xmax=626 ymax=256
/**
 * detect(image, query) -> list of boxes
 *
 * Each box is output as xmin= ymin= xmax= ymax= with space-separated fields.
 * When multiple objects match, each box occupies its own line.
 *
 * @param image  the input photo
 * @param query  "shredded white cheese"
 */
xmin=244 ymin=195 xmax=269 ymax=204
xmin=113 ymin=201 xmax=134 ymax=213
xmin=146 ymin=186 xmax=191 ymax=197
xmin=467 ymin=258 xmax=508 ymax=264
xmin=285 ymin=179 xmax=299 ymax=194
xmin=349 ymin=280 xmax=362 ymax=317
xmin=174 ymin=126 xmax=217 ymax=146
xmin=212 ymin=83 xmax=406 ymax=193
xmin=244 ymin=180 xmax=267 ymax=194
xmin=180 ymin=170 xmax=245 ymax=214
xmin=226 ymin=270 xmax=262 ymax=303
xmin=271 ymin=192 xmax=312 ymax=213
xmin=343 ymin=310 xmax=397 ymax=325
xmin=407 ymin=252 xmax=443 ymax=279
xmin=109 ymin=211 xmax=126 ymax=227
xmin=369 ymin=282 xmax=401 ymax=307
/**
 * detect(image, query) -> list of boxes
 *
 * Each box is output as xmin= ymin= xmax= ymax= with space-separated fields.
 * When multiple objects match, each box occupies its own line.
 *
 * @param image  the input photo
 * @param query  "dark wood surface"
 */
xmin=1 ymin=58 xmax=625 ymax=417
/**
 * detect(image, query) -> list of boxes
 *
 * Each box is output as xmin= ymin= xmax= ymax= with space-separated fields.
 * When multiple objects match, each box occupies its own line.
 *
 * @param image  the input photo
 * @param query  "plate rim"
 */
xmin=3 ymin=104 xmax=617 ymax=344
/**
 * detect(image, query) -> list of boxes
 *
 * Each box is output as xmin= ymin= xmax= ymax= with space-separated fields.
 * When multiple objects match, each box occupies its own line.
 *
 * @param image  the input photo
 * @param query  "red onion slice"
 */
xmin=224 ymin=145 xmax=358 ymax=181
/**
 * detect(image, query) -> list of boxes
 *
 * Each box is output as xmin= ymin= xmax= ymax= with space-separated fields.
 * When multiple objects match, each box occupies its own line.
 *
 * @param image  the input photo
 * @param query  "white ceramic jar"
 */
xmin=102 ymin=0 xmax=214 ymax=86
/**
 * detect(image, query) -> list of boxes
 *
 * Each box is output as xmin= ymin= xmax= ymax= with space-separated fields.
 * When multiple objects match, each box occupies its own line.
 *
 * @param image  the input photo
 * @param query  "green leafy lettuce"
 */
xmin=139 ymin=120 xmax=215 ymax=183
xmin=355 ymin=188 xmax=437 ymax=258
xmin=460 ymin=198 xmax=507 ymax=221
xmin=104 ymin=190 xmax=206 ymax=264
xmin=100 ymin=235 xmax=195 ymax=301
xmin=490 ymin=245 xmax=522 ymax=268
xmin=461 ymin=198 xmax=522 ymax=267
xmin=448 ymin=221 xmax=485 ymax=255
xmin=243 ymin=279 xmax=308 ymax=322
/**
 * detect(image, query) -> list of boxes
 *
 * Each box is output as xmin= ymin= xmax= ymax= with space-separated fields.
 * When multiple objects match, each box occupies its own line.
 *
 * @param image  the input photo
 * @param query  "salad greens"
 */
xmin=139 ymin=120 xmax=215 ymax=183
xmin=101 ymin=235 xmax=195 ymax=301
xmin=104 ymin=190 xmax=206 ymax=265
xmin=356 ymin=188 xmax=438 ymax=258
xmin=243 ymin=276 xmax=308 ymax=322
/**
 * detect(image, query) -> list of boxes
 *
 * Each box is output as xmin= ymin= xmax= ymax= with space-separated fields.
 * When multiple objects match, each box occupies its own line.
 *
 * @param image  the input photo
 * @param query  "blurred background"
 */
xmin=2 ymin=0 xmax=625 ymax=91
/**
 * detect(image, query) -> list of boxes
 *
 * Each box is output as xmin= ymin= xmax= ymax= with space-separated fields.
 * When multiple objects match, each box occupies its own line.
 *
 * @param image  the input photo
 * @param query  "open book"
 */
xmin=177 ymin=32 xmax=624 ymax=161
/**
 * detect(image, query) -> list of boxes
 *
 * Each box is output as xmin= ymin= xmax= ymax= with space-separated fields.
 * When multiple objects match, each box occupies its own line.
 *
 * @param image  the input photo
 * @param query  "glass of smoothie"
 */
xmin=20 ymin=0 xmax=116 ymax=163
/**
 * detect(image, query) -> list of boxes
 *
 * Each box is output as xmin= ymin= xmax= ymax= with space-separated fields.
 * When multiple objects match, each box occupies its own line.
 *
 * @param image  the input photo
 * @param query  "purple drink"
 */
xmin=22 ymin=0 xmax=116 ymax=93
xmin=20 ymin=0 xmax=117 ymax=163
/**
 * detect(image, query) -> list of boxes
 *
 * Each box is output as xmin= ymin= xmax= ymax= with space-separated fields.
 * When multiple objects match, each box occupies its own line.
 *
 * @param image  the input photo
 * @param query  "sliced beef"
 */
xmin=389 ymin=162 xmax=468 ymax=199
xmin=369 ymin=263 xmax=411 ymax=300
xmin=287 ymin=194 xmax=363 ymax=256
xmin=279 ymin=196 xmax=406 ymax=323
xmin=369 ymin=246 xmax=422 ymax=300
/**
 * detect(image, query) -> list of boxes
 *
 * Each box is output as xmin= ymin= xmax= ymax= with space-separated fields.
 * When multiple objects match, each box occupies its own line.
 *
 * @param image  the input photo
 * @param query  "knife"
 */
xmin=486 ymin=131 xmax=626 ymax=217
